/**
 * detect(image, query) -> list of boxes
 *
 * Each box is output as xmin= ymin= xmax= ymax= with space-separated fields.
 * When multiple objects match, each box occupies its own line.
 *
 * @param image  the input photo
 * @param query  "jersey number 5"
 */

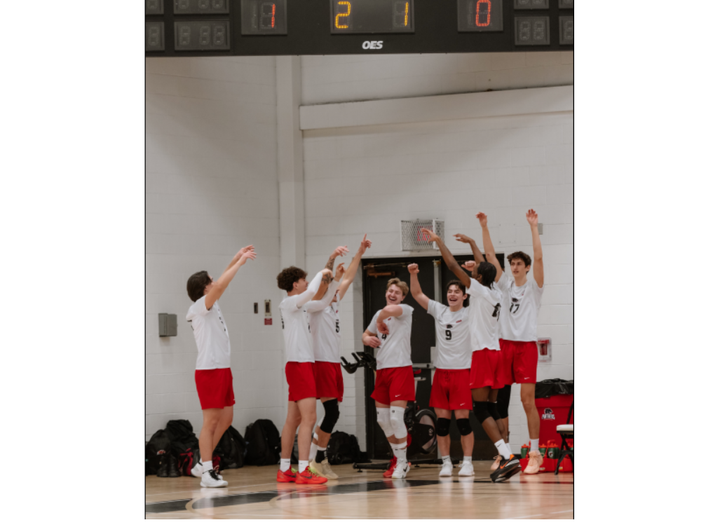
xmin=492 ymin=303 xmax=501 ymax=321
xmin=335 ymin=319 xmax=340 ymax=333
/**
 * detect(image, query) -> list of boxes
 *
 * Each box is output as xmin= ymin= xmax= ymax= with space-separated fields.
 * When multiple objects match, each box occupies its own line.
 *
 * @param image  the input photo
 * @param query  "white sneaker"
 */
xmin=200 ymin=469 xmax=228 ymax=488
xmin=391 ymin=461 xmax=410 ymax=479
xmin=439 ymin=460 xmax=453 ymax=477
xmin=319 ymin=460 xmax=339 ymax=479
xmin=192 ymin=462 xmax=222 ymax=480
xmin=458 ymin=461 xmax=475 ymax=476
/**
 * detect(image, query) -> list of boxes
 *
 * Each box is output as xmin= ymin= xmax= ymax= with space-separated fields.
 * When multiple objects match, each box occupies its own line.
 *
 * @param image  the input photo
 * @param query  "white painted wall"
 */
xmin=145 ymin=56 xmax=287 ymax=441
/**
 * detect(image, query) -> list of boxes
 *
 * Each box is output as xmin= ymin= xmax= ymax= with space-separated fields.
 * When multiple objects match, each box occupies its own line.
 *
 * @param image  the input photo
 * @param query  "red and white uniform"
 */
xmin=186 ymin=295 xmax=235 ymax=409
xmin=427 ymin=300 xmax=472 ymax=410
xmin=496 ymin=271 xmax=544 ymax=384
xmin=306 ymin=293 xmax=344 ymax=401
xmin=367 ymin=304 xmax=415 ymax=404
xmin=466 ymin=279 xmax=503 ymax=389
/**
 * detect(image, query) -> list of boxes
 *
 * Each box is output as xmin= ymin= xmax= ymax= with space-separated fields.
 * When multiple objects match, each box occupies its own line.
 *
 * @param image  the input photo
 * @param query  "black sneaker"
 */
xmin=156 ymin=452 xmax=169 ymax=478
xmin=490 ymin=454 xmax=521 ymax=483
xmin=167 ymin=453 xmax=181 ymax=477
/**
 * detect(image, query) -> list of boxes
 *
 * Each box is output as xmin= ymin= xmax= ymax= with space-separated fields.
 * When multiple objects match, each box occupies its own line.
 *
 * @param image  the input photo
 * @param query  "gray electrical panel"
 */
xmin=159 ymin=313 xmax=178 ymax=337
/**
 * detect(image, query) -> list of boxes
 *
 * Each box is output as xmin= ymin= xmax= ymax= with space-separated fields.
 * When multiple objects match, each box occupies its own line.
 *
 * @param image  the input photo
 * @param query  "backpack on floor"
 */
xmin=177 ymin=446 xmax=200 ymax=476
xmin=327 ymin=431 xmax=369 ymax=465
xmin=214 ymin=425 xmax=247 ymax=469
xmin=145 ymin=429 xmax=172 ymax=476
xmin=165 ymin=419 xmax=199 ymax=457
xmin=244 ymin=419 xmax=281 ymax=466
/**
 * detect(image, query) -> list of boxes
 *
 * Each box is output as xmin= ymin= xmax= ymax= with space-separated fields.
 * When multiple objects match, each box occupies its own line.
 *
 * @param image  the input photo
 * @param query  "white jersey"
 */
xmin=186 ymin=295 xmax=231 ymax=370
xmin=279 ymin=272 xmax=337 ymax=363
xmin=305 ymin=291 xmax=342 ymax=363
xmin=466 ymin=279 xmax=502 ymax=352
xmin=497 ymin=271 xmax=543 ymax=341
xmin=427 ymin=300 xmax=471 ymax=369
xmin=367 ymin=304 xmax=414 ymax=370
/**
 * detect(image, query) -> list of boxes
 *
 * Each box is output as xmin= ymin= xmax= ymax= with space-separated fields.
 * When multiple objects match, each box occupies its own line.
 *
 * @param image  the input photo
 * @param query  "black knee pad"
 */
xmin=488 ymin=402 xmax=500 ymax=421
xmin=436 ymin=417 xmax=451 ymax=437
xmin=497 ymin=385 xmax=511 ymax=418
xmin=457 ymin=418 xmax=473 ymax=436
xmin=319 ymin=399 xmax=339 ymax=433
xmin=473 ymin=401 xmax=492 ymax=423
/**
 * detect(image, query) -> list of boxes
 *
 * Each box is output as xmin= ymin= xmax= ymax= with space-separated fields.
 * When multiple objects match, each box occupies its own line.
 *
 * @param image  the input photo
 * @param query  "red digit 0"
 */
xmin=476 ymin=0 xmax=491 ymax=28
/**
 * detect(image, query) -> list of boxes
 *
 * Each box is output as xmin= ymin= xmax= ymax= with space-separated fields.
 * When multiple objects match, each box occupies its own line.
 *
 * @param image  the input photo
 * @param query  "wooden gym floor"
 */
xmin=145 ymin=461 xmax=573 ymax=519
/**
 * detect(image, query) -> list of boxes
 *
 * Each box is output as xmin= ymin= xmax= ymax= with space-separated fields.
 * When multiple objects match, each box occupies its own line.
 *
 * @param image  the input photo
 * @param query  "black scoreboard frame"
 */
xmin=146 ymin=0 xmax=573 ymax=57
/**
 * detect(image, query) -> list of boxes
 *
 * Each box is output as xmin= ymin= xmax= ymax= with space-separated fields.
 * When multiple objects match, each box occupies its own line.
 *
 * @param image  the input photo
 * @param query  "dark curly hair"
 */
xmin=277 ymin=266 xmax=307 ymax=292
xmin=507 ymin=251 xmax=532 ymax=268
xmin=476 ymin=261 xmax=497 ymax=288
xmin=187 ymin=271 xmax=212 ymax=302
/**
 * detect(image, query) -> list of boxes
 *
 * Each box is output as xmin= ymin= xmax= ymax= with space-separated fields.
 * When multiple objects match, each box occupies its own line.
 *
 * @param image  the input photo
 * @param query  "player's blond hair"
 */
xmin=386 ymin=278 xmax=409 ymax=297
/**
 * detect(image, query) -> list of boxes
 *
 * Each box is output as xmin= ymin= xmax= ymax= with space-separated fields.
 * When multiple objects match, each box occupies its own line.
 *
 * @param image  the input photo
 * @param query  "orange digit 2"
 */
xmin=336 ymin=1 xmax=351 ymax=29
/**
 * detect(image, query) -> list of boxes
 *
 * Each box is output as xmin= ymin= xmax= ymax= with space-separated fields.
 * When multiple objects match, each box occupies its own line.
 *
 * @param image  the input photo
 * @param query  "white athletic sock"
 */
xmin=202 ymin=460 xmax=213 ymax=473
xmin=495 ymin=439 xmax=511 ymax=459
xmin=463 ymin=456 xmax=472 ymax=464
xmin=299 ymin=460 xmax=309 ymax=473
xmin=309 ymin=442 xmax=319 ymax=462
xmin=392 ymin=444 xmax=407 ymax=463
xmin=441 ymin=455 xmax=451 ymax=465
xmin=504 ymin=442 xmax=513 ymax=455
xmin=280 ymin=458 xmax=291 ymax=472
xmin=530 ymin=439 xmax=539 ymax=453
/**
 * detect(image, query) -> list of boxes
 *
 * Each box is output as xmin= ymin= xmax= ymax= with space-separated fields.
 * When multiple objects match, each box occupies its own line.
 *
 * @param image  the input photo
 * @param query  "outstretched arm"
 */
xmin=293 ymin=269 xmax=333 ymax=309
xmin=205 ymin=248 xmax=256 ymax=309
xmin=407 ymin=264 xmax=429 ymax=310
xmin=421 ymin=228 xmax=471 ymax=288
xmin=527 ymin=209 xmax=544 ymax=288
xmin=454 ymin=234 xmax=486 ymax=265
xmin=324 ymin=245 xmax=350 ymax=273
xmin=305 ymin=263 xmax=344 ymax=312
xmin=477 ymin=212 xmax=503 ymax=282
xmin=338 ymin=234 xmax=372 ymax=301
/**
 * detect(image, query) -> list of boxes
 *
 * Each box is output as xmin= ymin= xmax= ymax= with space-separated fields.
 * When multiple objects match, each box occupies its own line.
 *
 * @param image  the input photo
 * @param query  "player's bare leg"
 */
xmin=521 ymin=382 xmax=543 ymax=474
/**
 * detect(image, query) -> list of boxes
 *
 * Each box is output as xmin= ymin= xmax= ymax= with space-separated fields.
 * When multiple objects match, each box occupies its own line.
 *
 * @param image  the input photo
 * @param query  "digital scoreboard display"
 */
xmin=145 ymin=0 xmax=573 ymax=56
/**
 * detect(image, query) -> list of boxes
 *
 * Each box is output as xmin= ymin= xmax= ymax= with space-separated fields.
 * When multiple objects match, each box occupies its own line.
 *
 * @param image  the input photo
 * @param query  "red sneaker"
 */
xmin=295 ymin=467 xmax=328 ymax=485
xmin=276 ymin=468 xmax=296 ymax=483
xmin=383 ymin=456 xmax=397 ymax=478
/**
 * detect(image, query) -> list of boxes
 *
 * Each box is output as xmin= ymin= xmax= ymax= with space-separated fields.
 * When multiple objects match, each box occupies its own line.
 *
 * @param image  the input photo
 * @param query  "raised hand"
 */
xmin=377 ymin=321 xmax=390 ymax=335
xmin=358 ymin=234 xmax=372 ymax=254
xmin=332 ymin=245 xmax=350 ymax=258
xmin=335 ymin=262 xmax=346 ymax=281
xmin=407 ymin=263 xmax=419 ymax=274
xmin=420 ymin=227 xmax=440 ymax=243
xmin=234 ymin=245 xmax=254 ymax=260
xmin=239 ymin=250 xmax=256 ymax=265
xmin=476 ymin=212 xmax=488 ymax=227
xmin=454 ymin=233 xmax=473 ymax=244
xmin=526 ymin=209 xmax=538 ymax=226
xmin=461 ymin=260 xmax=476 ymax=271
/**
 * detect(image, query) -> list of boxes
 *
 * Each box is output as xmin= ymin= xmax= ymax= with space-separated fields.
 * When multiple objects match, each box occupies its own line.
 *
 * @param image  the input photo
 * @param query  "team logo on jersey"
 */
xmin=541 ymin=408 xmax=555 ymax=420
xmin=456 ymin=320 xmax=462 ymax=323
xmin=446 ymin=324 xmax=453 ymax=329
xmin=512 ymin=298 xmax=519 ymax=303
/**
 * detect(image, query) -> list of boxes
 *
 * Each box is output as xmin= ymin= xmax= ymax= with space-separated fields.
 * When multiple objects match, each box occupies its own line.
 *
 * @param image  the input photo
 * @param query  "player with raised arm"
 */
xmin=186 ymin=245 xmax=256 ymax=488
xmin=362 ymin=278 xmax=415 ymax=479
xmin=477 ymin=210 xmax=545 ymax=475
xmin=306 ymin=235 xmax=373 ymax=479
xmin=275 ymin=246 xmax=348 ymax=485
xmin=408 ymin=263 xmax=475 ymax=477
xmin=421 ymin=228 xmax=520 ymax=483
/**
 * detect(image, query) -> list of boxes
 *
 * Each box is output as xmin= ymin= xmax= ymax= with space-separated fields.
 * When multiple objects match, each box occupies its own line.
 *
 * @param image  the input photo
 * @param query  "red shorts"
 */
xmin=313 ymin=361 xmax=344 ymax=402
xmin=371 ymin=366 xmax=416 ymax=405
xmin=504 ymin=339 xmax=539 ymax=384
xmin=496 ymin=339 xmax=515 ymax=387
xmin=195 ymin=368 xmax=235 ymax=410
xmin=469 ymin=349 xmax=503 ymax=390
xmin=429 ymin=369 xmax=472 ymax=411
xmin=286 ymin=362 xmax=317 ymax=402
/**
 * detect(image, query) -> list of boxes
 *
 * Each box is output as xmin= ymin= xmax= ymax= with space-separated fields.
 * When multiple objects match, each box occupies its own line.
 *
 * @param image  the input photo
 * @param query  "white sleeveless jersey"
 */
xmin=466 ymin=279 xmax=502 ymax=352
xmin=496 ymin=271 xmax=543 ymax=342
xmin=367 ymin=304 xmax=414 ymax=370
xmin=427 ymin=300 xmax=471 ymax=369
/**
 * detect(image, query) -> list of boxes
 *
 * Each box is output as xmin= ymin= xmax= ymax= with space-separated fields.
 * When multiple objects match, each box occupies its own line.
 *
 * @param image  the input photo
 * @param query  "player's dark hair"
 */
xmin=187 ymin=271 xmax=212 ymax=302
xmin=445 ymin=280 xmax=466 ymax=295
xmin=476 ymin=262 xmax=497 ymax=288
xmin=277 ymin=266 xmax=307 ymax=292
xmin=507 ymin=251 xmax=532 ymax=268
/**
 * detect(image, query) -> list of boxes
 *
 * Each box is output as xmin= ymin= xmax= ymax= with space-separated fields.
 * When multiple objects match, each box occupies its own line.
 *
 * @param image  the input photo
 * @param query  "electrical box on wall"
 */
xmin=264 ymin=299 xmax=272 ymax=325
xmin=159 ymin=313 xmax=177 ymax=337
xmin=537 ymin=338 xmax=551 ymax=362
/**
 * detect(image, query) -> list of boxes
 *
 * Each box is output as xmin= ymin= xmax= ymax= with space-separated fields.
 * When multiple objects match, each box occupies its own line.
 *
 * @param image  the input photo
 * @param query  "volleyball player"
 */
xmin=276 ymin=247 xmax=348 ymax=485
xmin=477 ymin=210 xmax=545 ymax=474
xmin=186 ymin=245 xmax=256 ymax=488
xmin=362 ymin=278 xmax=415 ymax=479
xmin=306 ymin=235 xmax=373 ymax=479
xmin=407 ymin=263 xmax=475 ymax=477
xmin=421 ymin=228 xmax=520 ymax=483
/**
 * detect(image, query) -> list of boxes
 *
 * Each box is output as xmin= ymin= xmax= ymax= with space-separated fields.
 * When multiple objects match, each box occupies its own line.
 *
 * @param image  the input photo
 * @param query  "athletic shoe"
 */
xmin=490 ymin=455 xmax=502 ymax=471
xmin=295 ymin=467 xmax=328 ymax=485
xmin=276 ymin=468 xmax=296 ymax=483
xmin=438 ymin=460 xmax=453 ymax=477
xmin=490 ymin=455 xmax=521 ymax=483
xmin=458 ymin=461 xmax=475 ymax=477
xmin=200 ymin=469 xmax=228 ymax=488
xmin=523 ymin=450 xmax=544 ymax=475
xmin=167 ymin=454 xmax=181 ymax=477
xmin=191 ymin=462 xmax=223 ymax=480
xmin=391 ymin=461 xmax=410 ymax=479
xmin=310 ymin=459 xmax=339 ymax=480
xmin=383 ymin=456 xmax=398 ymax=478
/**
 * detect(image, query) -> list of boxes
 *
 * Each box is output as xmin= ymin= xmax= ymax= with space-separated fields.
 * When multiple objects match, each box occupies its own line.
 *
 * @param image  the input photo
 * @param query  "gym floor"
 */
xmin=145 ymin=461 xmax=573 ymax=519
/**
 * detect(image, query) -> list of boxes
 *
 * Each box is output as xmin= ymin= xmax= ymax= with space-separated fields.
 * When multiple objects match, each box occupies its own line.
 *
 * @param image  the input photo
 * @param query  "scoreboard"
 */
xmin=145 ymin=0 xmax=573 ymax=56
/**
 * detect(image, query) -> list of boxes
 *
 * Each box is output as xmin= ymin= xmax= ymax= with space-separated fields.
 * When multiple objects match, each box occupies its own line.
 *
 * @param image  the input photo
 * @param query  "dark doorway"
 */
xmin=361 ymin=253 xmax=505 ymax=461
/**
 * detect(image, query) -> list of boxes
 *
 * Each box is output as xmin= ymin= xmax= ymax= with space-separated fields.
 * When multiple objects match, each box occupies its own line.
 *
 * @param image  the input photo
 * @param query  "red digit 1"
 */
xmin=476 ymin=0 xmax=491 ymax=28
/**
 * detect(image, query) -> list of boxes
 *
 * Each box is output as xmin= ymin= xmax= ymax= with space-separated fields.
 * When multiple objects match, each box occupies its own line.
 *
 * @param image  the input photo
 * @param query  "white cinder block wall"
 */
xmin=301 ymin=52 xmax=573 ymax=452
xmin=146 ymin=57 xmax=288 ymax=441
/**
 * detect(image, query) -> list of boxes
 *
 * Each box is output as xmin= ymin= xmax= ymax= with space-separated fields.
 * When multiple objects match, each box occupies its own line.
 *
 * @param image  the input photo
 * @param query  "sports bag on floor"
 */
xmin=145 ymin=429 xmax=172 ymax=475
xmin=214 ymin=425 xmax=247 ymax=469
xmin=244 ymin=419 xmax=281 ymax=466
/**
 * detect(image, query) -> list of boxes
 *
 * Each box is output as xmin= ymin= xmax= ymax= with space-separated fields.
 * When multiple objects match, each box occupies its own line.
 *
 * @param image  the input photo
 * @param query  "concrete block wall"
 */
xmin=145 ymin=56 xmax=287 ymax=441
